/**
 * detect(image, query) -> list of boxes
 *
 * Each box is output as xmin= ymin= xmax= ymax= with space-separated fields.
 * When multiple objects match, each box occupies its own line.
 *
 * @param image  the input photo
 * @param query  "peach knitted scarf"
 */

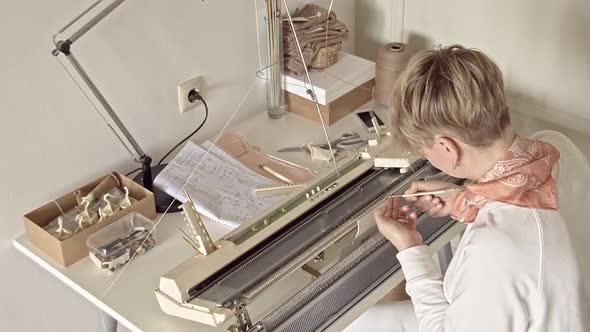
xmin=451 ymin=135 xmax=560 ymax=223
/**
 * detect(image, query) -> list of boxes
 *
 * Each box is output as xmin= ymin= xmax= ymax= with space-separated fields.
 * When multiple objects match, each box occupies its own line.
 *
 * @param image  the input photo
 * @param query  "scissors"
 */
xmin=277 ymin=131 xmax=368 ymax=152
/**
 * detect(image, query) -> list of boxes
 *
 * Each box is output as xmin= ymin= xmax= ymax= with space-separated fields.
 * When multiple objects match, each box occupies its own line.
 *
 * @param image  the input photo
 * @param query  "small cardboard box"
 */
xmin=24 ymin=172 xmax=156 ymax=267
xmin=285 ymin=79 xmax=375 ymax=125
xmin=283 ymin=52 xmax=376 ymax=125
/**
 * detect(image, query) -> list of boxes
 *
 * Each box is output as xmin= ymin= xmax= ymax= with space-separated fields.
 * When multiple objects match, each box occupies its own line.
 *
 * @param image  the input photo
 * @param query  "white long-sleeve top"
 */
xmin=344 ymin=131 xmax=590 ymax=332
xmin=398 ymin=204 xmax=588 ymax=331
xmin=398 ymin=131 xmax=590 ymax=332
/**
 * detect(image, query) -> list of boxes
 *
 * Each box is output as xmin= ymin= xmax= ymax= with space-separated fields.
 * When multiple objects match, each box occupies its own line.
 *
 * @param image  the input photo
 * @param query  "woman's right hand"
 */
xmin=402 ymin=180 xmax=461 ymax=218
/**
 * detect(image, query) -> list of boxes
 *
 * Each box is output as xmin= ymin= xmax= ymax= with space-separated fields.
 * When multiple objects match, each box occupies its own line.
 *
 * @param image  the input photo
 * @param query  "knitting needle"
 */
xmin=176 ymin=225 xmax=201 ymax=253
xmin=388 ymin=187 xmax=464 ymax=199
xmin=182 ymin=236 xmax=201 ymax=253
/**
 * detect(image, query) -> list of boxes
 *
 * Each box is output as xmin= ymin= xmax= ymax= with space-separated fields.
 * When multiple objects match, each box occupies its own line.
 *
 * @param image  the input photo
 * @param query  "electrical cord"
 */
xmin=125 ymin=168 xmax=142 ymax=177
xmin=157 ymin=89 xmax=208 ymax=166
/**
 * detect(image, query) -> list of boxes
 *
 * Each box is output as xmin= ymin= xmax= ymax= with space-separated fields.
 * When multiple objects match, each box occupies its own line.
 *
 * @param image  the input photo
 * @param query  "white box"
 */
xmin=282 ymin=52 xmax=376 ymax=105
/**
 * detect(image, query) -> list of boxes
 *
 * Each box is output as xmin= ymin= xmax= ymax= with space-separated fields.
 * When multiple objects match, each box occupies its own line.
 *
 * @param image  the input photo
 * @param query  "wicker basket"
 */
xmin=310 ymin=43 xmax=342 ymax=70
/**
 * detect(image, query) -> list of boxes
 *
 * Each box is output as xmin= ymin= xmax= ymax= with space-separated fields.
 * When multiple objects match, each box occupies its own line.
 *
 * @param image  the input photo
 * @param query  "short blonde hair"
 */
xmin=391 ymin=44 xmax=510 ymax=152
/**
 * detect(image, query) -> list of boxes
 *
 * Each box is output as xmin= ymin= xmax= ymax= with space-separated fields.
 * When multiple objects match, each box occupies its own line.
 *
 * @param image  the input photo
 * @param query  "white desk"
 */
xmin=13 ymin=108 xmax=463 ymax=332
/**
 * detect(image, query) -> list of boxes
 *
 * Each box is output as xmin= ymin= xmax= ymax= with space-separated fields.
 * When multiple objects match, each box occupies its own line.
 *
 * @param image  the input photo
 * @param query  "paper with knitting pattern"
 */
xmin=154 ymin=141 xmax=284 ymax=228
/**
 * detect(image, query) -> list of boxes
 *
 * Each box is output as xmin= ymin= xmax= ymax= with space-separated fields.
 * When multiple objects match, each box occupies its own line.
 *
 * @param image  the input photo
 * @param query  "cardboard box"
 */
xmin=283 ymin=52 xmax=376 ymax=105
xmin=282 ymin=52 xmax=376 ymax=125
xmin=285 ymin=79 xmax=375 ymax=125
xmin=23 ymin=172 xmax=156 ymax=267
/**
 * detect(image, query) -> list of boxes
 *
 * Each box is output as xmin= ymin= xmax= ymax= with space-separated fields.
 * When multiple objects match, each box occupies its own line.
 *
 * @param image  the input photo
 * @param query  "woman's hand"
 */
xmin=375 ymin=197 xmax=423 ymax=251
xmin=402 ymin=180 xmax=461 ymax=218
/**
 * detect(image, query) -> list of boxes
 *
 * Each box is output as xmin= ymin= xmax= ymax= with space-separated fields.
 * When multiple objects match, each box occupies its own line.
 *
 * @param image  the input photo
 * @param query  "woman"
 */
xmin=355 ymin=45 xmax=589 ymax=331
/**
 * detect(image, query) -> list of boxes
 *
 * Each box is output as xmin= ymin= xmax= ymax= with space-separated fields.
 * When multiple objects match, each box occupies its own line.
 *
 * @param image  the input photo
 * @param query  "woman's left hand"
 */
xmin=375 ymin=197 xmax=424 ymax=251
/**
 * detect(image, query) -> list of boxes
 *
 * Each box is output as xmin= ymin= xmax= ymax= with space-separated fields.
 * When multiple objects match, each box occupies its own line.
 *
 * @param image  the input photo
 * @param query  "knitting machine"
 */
xmin=155 ymin=145 xmax=466 ymax=332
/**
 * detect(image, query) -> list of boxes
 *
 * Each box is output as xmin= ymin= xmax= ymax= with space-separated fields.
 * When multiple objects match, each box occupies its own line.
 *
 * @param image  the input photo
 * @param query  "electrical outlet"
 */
xmin=177 ymin=76 xmax=203 ymax=113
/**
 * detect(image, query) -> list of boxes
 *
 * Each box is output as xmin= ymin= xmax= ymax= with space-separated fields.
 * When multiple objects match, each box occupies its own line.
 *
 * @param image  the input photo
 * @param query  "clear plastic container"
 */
xmin=87 ymin=212 xmax=156 ymax=272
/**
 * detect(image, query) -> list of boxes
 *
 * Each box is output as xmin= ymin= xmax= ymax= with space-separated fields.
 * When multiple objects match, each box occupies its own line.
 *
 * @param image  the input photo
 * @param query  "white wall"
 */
xmin=356 ymin=0 xmax=590 ymax=156
xmin=0 ymin=1 xmax=355 ymax=331
xmin=355 ymin=0 xmax=405 ymax=60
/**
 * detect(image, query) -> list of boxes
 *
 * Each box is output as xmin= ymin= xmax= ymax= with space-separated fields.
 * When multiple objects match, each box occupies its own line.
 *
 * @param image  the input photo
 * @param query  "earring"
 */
xmin=452 ymin=164 xmax=458 ymax=170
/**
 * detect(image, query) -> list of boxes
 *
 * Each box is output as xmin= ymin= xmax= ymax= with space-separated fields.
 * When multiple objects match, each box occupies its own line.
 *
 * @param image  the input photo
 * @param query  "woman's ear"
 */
xmin=435 ymin=136 xmax=461 ymax=166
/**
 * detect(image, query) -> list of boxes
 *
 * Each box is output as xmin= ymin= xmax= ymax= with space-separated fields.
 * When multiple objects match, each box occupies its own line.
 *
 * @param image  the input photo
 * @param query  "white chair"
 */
xmin=530 ymin=131 xmax=590 ymax=314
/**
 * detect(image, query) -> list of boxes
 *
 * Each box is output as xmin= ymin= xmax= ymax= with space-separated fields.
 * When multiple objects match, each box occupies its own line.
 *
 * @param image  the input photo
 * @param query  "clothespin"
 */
xmin=118 ymin=187 xmax=136 ymax=209
xmin=98 ymin=193 xmax=120 ymax=222
xmin=74 ymin=200 xmax=98 ymax=228
xmin=54 ymin=216 xmax=73 ymax=240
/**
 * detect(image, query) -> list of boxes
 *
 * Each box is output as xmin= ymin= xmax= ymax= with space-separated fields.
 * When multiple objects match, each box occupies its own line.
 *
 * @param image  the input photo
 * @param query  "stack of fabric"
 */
xmin=283 ymin=4 xmax=349 ymax=75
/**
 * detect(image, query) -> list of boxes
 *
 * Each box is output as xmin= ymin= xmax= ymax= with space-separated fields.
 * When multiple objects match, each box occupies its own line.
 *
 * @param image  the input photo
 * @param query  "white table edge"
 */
xmin=12 ymin=238 xmax=142 ymax=332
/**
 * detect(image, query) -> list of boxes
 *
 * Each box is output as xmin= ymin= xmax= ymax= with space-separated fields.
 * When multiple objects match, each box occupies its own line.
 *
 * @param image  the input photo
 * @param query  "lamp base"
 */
xmin=133 ymin=164 xmax=181 ymax=213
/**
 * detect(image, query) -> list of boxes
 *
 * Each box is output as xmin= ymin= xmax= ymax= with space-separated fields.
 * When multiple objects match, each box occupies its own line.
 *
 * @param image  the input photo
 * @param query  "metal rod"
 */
xmin=176 ymin=225 xmax=191 ymax=238
xmin=183 ymin=236 xmax=201 ymax=253
xmin=265 ymin=0 xmax=286 ymax=119
xmin=68 ymin=0 xmax=127 ymax=44
xmin=65 ymin=53 xmax=146 ymax=158
xmin=53 ymin=0 xmax=105 ymax=44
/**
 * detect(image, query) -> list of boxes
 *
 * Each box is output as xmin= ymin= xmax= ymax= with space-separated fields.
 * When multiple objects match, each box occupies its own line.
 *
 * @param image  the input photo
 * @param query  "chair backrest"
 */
xmin=530 ymin=130 xmax=590 ymax=286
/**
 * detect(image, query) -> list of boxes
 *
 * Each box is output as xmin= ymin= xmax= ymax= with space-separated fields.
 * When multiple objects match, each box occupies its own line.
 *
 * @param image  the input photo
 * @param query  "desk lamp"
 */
xmin=52 ymin=0 xmax=183 ymax=213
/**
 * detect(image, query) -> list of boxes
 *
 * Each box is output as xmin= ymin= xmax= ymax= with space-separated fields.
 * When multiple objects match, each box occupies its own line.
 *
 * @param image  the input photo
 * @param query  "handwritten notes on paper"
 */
xmin=154 ymin=141 xmax=285 ymax=228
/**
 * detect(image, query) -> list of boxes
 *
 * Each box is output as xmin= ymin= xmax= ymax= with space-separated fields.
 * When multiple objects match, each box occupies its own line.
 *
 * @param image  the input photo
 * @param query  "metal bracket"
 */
xmin=228 ymin=303 xmax=253 ymax=332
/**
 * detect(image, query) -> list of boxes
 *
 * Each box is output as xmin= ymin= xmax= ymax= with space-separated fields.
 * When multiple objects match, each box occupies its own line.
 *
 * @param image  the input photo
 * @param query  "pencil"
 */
xmin=388 ymin=187 xmax=464 ymax=199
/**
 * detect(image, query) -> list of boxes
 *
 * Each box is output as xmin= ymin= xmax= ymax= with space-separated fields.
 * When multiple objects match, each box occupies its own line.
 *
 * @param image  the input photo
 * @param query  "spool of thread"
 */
xmin=374 ymin=42 xmax=412 ymax=106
